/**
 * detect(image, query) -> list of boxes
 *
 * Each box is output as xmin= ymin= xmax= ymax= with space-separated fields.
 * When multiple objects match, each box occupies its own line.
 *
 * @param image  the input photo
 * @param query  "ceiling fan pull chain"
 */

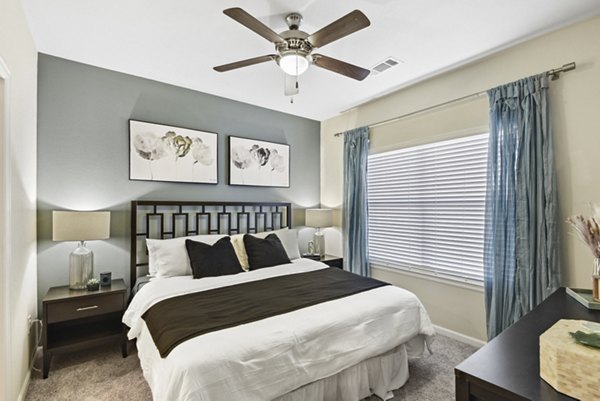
xmin=290 ymin=78 xmax=299 ymax=103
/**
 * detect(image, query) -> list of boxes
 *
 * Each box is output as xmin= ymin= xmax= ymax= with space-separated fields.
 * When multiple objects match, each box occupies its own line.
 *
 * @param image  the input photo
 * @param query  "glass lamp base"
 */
xmin=69 ymin=241 xmax=94 ymax=290
xmin=313 ymin=230 xmax=325 ymax=258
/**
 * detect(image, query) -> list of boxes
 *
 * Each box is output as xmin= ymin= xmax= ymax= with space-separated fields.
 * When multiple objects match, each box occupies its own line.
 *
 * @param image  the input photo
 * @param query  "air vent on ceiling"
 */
xmin=371 ymin=57 xmax=403 ymax=75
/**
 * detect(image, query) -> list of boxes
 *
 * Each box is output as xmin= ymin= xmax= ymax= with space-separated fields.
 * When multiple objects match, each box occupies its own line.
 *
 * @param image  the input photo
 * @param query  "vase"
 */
xmin=594 ymin=259 xmax=600 ymax=302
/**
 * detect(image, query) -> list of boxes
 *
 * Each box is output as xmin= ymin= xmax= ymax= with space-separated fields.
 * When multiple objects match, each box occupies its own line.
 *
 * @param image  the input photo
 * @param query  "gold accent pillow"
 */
xmin=230 ymin=234 xmax=250 ymax=271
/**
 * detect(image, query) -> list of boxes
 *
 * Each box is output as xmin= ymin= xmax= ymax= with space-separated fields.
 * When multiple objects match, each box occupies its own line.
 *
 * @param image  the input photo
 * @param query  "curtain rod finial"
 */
xmin=549 ymin=62 xmax=576 ymax=80
xmin=562 ymin=62 xmax=576 ymax=72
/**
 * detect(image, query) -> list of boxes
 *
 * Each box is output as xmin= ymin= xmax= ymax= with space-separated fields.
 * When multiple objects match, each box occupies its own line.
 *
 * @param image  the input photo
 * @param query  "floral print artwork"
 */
xmin=130 ymin=120 xmax=217 ymax=184
xmin=229 ymin=136 xmax=289 ymax=187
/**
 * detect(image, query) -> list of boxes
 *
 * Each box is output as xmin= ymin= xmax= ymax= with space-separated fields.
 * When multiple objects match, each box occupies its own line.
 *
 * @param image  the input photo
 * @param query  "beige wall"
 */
xmin=0 ymin=0 xmax=38 ymax=399
xmin=0 ymin=67 xmax=6 ymax=401
xmin=321 ymin=16 xmax=600 ymax=342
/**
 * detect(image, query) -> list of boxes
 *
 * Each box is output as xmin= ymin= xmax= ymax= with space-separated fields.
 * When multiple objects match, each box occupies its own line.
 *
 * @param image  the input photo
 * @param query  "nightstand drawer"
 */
xmin=47 ymin=293 xmax=124 ymax=323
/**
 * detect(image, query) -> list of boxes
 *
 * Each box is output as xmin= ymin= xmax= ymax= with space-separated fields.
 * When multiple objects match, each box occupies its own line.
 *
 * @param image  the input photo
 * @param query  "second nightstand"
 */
xmin=321 ymin=255 xmax=343 ymax=269
xmin=42 ymin=279 xmax=128 ymax=378
xmin=302 ymin=254 xmax=343 ymax=269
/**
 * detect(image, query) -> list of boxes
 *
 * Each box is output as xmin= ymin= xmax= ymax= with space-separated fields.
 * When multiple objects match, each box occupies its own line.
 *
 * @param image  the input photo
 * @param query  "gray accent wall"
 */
xmin=37 ymin=54 xmax=320 ymax=310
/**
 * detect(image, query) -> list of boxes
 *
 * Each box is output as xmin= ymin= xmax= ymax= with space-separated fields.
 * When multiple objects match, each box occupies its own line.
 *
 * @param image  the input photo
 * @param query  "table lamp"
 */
xmin=305 ymin=208 xmax=332 ymax=258
xmin=52 ymin=211 xmax=110 ymax=290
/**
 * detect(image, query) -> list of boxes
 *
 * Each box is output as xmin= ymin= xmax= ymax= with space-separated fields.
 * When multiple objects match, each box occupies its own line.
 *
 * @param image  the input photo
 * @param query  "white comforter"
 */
xmin=123 ymin=259 xmax=435 ymax=401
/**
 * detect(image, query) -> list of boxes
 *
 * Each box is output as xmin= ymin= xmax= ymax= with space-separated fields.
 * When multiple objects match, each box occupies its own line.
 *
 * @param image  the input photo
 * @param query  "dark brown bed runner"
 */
xmin=142 ymin=267 xmax=389 ymax=357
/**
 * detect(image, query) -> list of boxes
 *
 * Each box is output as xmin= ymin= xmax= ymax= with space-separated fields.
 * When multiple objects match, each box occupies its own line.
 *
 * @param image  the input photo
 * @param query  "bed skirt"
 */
xmin=275 ymin=335 xmax=427 ymax=401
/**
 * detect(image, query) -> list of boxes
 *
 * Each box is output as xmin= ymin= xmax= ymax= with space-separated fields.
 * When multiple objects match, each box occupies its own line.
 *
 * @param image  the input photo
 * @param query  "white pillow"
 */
xmin=252 ymin=228 xmax=301 ymax=260
xmin=147 ymin=234 xmax=226 ymax=277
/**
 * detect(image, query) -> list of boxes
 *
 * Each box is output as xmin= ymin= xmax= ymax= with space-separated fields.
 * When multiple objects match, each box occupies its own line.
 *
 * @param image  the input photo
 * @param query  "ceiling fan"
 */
xmin=213 ymin=8 xmax=372 ymax=94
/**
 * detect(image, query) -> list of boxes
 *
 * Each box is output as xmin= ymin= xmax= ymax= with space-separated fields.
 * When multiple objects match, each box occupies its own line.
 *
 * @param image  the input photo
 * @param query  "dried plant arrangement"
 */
xmin=567 ymin=204 xmax=600 ymax=302
xmin=567 ymin=212 xmax=600 ymax=258
xmin=567 ymin=204 xmax=600 ymax=258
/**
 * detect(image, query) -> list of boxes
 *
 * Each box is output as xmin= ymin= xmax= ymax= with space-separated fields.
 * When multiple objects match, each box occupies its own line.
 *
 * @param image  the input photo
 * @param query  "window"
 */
xmin=367 ymin=133 xmax=488 ymax=285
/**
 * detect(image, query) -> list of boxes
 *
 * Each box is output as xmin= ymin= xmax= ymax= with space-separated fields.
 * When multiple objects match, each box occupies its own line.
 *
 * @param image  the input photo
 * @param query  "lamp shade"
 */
xmin=52 ymin=211 xmax=111 ymax=241
xmin=305 ymin=208 xmax=332 ymax=228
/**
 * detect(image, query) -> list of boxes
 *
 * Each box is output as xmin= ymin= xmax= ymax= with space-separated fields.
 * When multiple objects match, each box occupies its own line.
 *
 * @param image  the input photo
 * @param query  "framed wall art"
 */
xmin=129 ymin=120 xmax=218 ymax=184
xmin=228 ymin=136 xmax=290 ymax=187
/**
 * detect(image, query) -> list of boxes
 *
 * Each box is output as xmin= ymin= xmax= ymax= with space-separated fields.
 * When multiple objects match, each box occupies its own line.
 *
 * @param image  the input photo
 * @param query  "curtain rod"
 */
xmin=333 ymin=62 xmax=576 ymax=137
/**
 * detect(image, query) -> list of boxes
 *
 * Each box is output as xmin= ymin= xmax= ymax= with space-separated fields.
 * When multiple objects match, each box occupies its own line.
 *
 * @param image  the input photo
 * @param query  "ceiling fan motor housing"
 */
xmin=276 ymin=30 xmax=313 ymax=63
xmin=279 ymin=12 xmax=312 ymax=61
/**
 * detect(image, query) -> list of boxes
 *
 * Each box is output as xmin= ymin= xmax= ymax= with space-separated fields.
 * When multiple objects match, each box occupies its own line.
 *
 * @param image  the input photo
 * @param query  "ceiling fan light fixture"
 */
xmin=278 ymin=54 xmax=309 ymax=76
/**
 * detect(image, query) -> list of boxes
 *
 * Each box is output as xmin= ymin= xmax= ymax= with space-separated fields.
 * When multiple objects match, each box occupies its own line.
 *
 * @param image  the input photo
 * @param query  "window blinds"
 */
xmin=367 ymin=133 xmax=489 ymax=284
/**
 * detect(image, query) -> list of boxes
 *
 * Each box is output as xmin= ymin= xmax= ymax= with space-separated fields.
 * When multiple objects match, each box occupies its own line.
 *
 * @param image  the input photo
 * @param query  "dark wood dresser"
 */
xmin=455 ymin=287 xmax=600 ymax=400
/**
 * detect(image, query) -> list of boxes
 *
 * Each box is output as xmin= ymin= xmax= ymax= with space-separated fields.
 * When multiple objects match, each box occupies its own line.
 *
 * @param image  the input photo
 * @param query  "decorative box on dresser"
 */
xmin=42 ymin=279 xmax=128 ymax=378
xmin=455 ymin=287 xmax=600 ymax=401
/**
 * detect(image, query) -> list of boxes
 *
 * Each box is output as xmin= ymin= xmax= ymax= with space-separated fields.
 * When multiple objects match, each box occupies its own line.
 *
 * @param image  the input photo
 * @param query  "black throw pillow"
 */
xmin=185 ymin=237 xmax=243 ymax=279
xmin=243 ymin=233 xmax=291 ymax=270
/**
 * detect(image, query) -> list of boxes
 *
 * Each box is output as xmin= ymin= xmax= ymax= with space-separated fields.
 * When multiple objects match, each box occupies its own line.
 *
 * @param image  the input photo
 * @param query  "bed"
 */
xmin=124 ymin=200 xmax=434 ymax=401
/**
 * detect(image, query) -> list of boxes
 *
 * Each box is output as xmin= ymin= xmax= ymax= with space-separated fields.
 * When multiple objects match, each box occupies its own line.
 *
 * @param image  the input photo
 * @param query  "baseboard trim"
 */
xmin=16 ymin=370 xmax=31 ymax=401
xmin=433 ymin=324 xmax=487 ymax=348
xmin=16 ymin=345 xmax=41 ymax=401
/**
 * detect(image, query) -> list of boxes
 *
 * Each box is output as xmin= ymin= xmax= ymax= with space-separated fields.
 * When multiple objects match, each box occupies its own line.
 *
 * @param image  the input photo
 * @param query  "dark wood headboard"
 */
xmin=130 ymin=200 xmax=292 ymax=289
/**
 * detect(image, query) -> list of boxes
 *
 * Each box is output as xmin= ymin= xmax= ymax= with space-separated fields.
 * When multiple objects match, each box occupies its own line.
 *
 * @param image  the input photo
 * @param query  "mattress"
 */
xmin=124 ymin=259 xmax=435 ymax=401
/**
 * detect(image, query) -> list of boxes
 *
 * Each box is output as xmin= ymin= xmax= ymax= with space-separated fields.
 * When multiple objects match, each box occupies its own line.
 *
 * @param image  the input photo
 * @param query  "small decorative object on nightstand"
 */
xmin=86 ymin=278 xmax=100 ymax=291
xmin=42 ymin=278 xmax=128 ymax=379
xmin=100 ymin=271 xmax=112 ymax=287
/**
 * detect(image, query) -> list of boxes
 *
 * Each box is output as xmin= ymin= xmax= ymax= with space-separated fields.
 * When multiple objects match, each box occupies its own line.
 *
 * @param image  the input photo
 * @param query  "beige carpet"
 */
xmin=25 ymin=335 xmax=477 ymax=401
xmin=25 ymin=343 xmax=151 ymax=401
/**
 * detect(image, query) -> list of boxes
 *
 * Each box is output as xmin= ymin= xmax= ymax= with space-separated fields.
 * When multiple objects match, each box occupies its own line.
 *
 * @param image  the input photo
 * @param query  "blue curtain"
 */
xmin=484 ymin=74 xmax=559 ymax=339
xmin=343 ymin=127 xmax=370 ymax=276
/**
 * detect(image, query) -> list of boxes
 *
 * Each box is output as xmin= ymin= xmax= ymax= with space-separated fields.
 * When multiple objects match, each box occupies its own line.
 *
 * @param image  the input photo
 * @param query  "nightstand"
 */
xmin=321 ymin=255 xmax=343 ymax=269
xmin=42 ymin=279 xmax=128 ymax=378
xmin=302 ymin=254 xmax=343 ymax=269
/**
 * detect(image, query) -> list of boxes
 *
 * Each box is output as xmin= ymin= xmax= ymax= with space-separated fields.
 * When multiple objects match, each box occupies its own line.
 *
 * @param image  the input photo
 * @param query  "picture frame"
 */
xmin=228 ymin=136 xmax=290 ymax=187
xmin=129 ymin=119 xmax=218 ymax=184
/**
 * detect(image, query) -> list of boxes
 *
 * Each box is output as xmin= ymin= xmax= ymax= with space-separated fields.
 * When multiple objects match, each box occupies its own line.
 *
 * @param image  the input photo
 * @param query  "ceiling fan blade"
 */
xmin=214 ymin=55 xmax=276 ymax=72
xmin=307 ymin=10 xmax=370 ymax=48
xmin=223 ymin=8 xmax=284 ymax=44
xmin=312 ymin=54 xmax=370 ymax=81
xmin=284 ymin=74 xmax=299 ymax=96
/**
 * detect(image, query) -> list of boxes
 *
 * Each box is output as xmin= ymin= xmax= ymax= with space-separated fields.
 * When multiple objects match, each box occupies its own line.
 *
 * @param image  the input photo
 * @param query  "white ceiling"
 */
xmin=21 ymin=0 xmax=600 ymax=121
